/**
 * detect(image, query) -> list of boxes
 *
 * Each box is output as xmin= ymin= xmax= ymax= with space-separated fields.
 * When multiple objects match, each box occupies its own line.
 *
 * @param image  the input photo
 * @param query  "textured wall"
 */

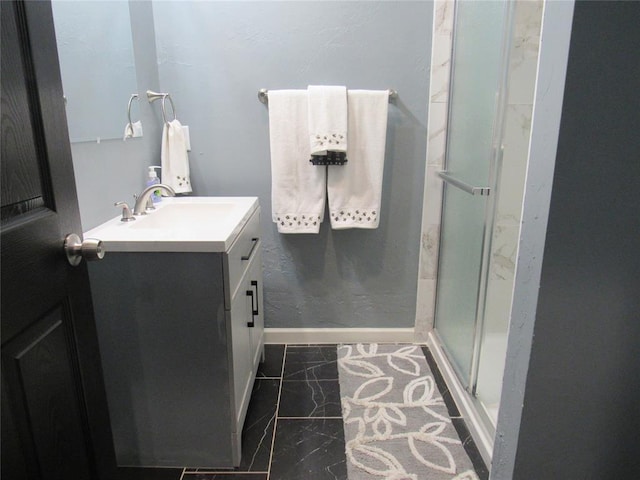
xmin=491 ymin=2 xmax=575 ymax=476
xmin=152 ymin=1 xmax=432 ymax=329
xmin=511 ymin=1 xmax=640 ymax=477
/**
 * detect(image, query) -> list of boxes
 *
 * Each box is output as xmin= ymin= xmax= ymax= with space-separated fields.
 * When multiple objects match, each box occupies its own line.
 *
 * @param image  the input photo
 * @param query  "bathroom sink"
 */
xmin=129 ymin=202 xmax=238 ymax=230
xmin=85 ymin=196 xmax=259 ymax=252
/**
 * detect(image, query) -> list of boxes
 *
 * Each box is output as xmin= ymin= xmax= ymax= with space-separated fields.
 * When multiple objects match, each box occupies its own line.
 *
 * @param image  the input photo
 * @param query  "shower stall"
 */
xmin=420 ymin=0 xmax=544 ymax=464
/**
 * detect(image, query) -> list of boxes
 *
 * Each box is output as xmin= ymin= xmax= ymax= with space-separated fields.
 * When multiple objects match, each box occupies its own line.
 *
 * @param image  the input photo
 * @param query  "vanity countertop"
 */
xmin=85 ymin=196 xmax=259 ymax=253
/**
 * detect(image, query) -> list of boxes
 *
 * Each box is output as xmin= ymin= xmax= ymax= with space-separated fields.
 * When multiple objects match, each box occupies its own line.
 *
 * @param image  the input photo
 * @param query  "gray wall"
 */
xmin=490 ymin=1 xmax=575 ymax=477
xmin=510 ymin=2 xmax=640 ymax=477
xmin=73 ymin=1 xmax=163 ymax=231
xmin=152 ymin=1 xmax=432 ymax=329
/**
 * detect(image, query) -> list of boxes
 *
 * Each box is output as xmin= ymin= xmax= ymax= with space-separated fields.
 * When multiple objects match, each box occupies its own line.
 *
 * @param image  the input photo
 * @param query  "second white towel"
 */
xmin=328 ymin=90 xmax=389 ymax=229
xmin=161 ymin=119 xmax=192 ymax=194
xmin=308 ymin=85 xmax=348 ymax=155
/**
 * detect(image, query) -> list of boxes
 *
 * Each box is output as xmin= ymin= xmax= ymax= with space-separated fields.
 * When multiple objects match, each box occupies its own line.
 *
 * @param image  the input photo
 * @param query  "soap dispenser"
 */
xmin=146 ymin=166 xmax=162 ymax=203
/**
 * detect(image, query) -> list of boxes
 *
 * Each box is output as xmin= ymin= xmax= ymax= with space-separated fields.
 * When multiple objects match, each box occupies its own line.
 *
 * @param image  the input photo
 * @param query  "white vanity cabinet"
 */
xmin=87 ymin=199 xmax=263 ymax=468
xmin=223 ymin=208 xmax=264 ymax=460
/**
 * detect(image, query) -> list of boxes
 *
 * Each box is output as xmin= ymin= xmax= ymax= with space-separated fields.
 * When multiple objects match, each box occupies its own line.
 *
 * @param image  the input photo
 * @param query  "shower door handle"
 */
xmin=438 ymin=172 xmax=491 ymax=196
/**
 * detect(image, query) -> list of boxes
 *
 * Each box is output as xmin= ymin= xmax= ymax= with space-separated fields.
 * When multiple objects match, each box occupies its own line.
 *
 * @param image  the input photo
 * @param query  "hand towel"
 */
xmin=327 ymin=90 xmax=389 ymax=229
xmin=182 ymin=125 xmax=191 ymax=151
xmin=308 ymin=85 xmax=348 ymax=164
xmin=268 ymin=90 xmax=326 ymax=234
xmin=161 ymin=119 xmax=192 ymax=194
xmin=123 ymin=120 xmax=143 ymax=140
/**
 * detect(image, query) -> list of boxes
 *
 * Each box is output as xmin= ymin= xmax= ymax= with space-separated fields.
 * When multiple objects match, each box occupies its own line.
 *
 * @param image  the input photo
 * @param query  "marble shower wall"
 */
xmin=415 ymin=0 xmax=543 ymax=341
xmin=415 ymin=0 xmax=453 ymax=342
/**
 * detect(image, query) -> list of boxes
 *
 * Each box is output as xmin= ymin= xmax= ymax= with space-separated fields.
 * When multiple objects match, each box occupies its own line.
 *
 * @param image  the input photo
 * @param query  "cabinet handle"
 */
xmin=245 ymin=280 xmax=260 ymax=327
xmin=241 ymin=237 xmax=259 ymax=261
xmin=250 ymin=280 xmax=259 ymax=315
xmin=246 ymin=290 xmax=255 ymax=327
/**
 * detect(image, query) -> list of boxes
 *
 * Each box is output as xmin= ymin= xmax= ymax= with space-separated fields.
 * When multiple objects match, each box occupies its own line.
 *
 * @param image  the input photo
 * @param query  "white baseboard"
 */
xmin=264 ymin=327 xmax=416 ymax=345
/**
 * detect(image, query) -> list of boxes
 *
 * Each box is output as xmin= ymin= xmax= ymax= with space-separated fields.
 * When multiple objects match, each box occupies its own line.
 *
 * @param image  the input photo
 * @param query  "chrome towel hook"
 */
xmin=146 ymin=90 xmax=177 ymax=124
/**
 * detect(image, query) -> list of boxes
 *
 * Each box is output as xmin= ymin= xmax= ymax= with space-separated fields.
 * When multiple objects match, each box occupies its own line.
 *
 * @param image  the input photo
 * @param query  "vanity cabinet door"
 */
xmin=247 ymin=247 xmax=264 ymax=371
xmin=228 ymin=285 xmax=253 ymax=432
xmin=227 ymin=239 xmax=263 ymax=462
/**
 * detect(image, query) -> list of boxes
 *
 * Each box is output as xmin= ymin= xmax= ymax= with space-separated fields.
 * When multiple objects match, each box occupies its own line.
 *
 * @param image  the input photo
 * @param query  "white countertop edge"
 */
xmin=98 ymin=241 xmax=229 ymax=253
xmin=86 ymin=197 xmax=259 ymax=253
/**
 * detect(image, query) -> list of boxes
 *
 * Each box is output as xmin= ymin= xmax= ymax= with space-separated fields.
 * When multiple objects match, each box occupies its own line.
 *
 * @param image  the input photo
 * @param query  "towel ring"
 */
xmin=126 ymin=94 xmax=139 ymax=136
xmin=161 ymin=94 xmax=176 ymax=124
xmin=146 ymin=90 xmax=177 ymax=124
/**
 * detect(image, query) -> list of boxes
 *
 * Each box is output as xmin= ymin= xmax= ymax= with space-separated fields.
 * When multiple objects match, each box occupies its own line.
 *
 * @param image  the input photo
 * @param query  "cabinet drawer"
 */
xmin=224 ymin=208 xmax=261 ymax=308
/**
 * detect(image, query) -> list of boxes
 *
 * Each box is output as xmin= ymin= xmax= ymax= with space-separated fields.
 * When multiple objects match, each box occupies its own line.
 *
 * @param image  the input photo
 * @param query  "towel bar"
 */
xmin=257 ymin=88 xmax=398 ymax=104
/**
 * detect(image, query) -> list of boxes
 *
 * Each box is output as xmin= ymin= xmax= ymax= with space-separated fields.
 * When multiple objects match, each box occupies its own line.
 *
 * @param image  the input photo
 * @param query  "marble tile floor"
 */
xmin=118 ymin=344 xmax=488 ymax=480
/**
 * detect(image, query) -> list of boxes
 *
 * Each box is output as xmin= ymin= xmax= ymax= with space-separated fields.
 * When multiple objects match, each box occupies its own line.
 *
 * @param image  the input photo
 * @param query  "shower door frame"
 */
xmin=433 ymin=0 xmax=514 ymax=424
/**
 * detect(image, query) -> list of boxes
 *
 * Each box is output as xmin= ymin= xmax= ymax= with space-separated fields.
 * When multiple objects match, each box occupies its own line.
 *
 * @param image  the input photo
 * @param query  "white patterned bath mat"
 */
xmin=337 ymin=343 xmax=479 ymax=480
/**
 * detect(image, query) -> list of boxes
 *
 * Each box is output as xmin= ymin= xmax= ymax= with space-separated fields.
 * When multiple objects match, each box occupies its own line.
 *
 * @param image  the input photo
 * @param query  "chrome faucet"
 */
xmin=133 ymin=184 xmax=176 ymax=215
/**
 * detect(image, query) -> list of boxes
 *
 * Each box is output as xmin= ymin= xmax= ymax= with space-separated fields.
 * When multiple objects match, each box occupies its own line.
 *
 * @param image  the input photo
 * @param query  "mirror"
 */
xmin=51 ymin=0 xmax=138 ymax=143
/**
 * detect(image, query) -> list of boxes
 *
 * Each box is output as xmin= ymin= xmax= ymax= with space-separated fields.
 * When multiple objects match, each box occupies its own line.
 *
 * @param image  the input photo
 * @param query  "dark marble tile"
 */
xmin=183 ymin=474 xmax=267 ymax=480
xmin=239 ymin=379 xmax=279 ymax=471
xmin=118 ymin=467 xmax=183 ymax=480
xmin=270 ymin=419 xmax=347 ymax=480
xmin=278 ymin=380 xmax=342 ymax=418
xmin=283 ymin=346 xmax=339 ymax=381
xmin=256 ymin=344 xmax=285 ymax=378
xmin=421 ymin=346 xmax=461 ymax=417
xmin=452 ymin=418 xmax=490 ymax=480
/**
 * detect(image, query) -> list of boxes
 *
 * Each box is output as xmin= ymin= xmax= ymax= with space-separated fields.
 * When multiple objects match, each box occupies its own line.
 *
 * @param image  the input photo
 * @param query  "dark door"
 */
xmin=1 ymin=1 xmax=116 ymax=479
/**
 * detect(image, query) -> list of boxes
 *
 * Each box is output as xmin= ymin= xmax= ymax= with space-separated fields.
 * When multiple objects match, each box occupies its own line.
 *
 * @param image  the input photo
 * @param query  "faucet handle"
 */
xmin=146 ymin=195 xmax=156 ymax=212
xmin=114 ymin=201 xmax=136 ymax=222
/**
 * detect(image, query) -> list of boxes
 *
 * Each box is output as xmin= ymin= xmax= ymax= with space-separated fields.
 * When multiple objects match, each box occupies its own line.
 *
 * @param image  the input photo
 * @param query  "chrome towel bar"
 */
xmin=438 ymin=171 xmax=491 ymax=196
xmin=257 ymin=88 xmax=398 ymax=104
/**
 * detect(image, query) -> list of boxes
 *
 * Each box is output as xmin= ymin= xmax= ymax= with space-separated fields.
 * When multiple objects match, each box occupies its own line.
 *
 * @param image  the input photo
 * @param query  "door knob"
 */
xmin=64 ymin=233 xmax=105 ymax=266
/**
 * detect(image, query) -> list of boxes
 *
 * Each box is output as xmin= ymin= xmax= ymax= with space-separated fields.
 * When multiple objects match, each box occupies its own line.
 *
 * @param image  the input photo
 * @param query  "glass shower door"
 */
xmin=434 ymin=0 xmax=509 ymax=388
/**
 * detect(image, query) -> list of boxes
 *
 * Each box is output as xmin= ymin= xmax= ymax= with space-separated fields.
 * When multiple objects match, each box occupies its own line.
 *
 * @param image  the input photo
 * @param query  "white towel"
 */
xmin=123 ymin=120 xmax=143 ymax=140
xmin=327 ymin=90 xmax=389 ymax=229
xmin=268 ymin=90 xmax=326 ymax=234
xmin=307 ymin=85 xmax=348 ymax=155
xmin=182 ymin=125 xmax=191 ymax=151
xmin=161 ymin=119 xmax=192 ymax=194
